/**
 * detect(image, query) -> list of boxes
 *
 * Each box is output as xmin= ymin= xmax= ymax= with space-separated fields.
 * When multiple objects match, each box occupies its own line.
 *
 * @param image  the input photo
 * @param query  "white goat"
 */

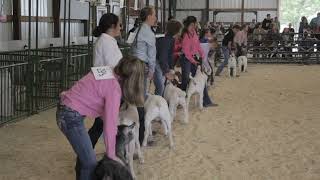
xmin=163 ymin=81 xmax=188 ymax=124
xmin=118 ymin=103 xmax=144 ymax=179
xmin=228 ymin=53 xmax=237 ymax=77
xmin=237 ymin=55 xmax=248 ymax=73
xmin=186 ymin=66 xmax=208 ymax=110
xmin=143 ymin=94 xmax=174 ymax=149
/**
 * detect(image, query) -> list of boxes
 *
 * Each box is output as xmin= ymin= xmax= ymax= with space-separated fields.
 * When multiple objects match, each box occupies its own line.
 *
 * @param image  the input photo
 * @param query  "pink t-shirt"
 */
xmin=60 ymin=72 xmax=121 ymax=160
xmin=181 ymin=30 xmax=205 ymax=64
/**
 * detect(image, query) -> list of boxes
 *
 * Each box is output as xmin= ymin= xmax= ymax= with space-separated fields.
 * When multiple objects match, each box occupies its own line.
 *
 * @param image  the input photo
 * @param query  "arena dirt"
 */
xmin=1 ymin=64 xmax=320 ymax=180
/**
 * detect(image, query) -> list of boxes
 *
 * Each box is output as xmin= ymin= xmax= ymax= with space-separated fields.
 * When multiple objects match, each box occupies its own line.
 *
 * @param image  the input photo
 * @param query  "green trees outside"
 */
xmin=280 ymin=0 xmax=320 ymax=29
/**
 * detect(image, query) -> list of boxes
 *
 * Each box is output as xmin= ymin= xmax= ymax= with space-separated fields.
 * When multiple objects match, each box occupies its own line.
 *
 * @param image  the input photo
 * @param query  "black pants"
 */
xmin=137 ymin=107 xmax=145 ymax=145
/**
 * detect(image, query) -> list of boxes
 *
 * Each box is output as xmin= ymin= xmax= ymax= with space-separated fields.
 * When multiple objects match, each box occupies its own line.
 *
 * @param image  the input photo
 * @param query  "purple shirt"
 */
xmin=60 ymin=72 xmax=121 ymax=160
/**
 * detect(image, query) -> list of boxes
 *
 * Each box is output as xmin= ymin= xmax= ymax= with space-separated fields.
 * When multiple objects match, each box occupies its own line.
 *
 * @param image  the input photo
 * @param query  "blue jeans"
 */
xmin=180 ymin=55 xmax=196 ymax=91
xmin=216 ymin=46 xmax=230 ymax=76
xmin=56 ymin=105 xmax=97 ymax=180
xmin=181 ymin=55 xmax=214 ymax=106
xmin=154 ymin=62 xmax=165 ymax=96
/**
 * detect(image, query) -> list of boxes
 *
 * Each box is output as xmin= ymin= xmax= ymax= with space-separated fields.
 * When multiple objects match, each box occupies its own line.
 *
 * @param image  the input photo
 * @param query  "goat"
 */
xmin=237 ymin=55 xmax=248 ymax=73
xmin=94 ymin=155 xmax=134 ymax=180
xmin=186 ymin=66 xmax=208 ymax=110
xmin=118 ymin=103 xmax=144 ymax=179
xmin=143 ymin=95 xmax=174 ymax=149
xmin=163 ymin=81 xmax=188 ymax=124
xmin=228 ymin=52 xmax=237 ymax=77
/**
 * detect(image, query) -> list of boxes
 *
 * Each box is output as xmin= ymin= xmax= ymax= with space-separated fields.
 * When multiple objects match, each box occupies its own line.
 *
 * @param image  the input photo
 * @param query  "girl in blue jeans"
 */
xmin=56 ymin=57 xmax=144 ymax=180
xmin=180 ymin=16 xmax=217 ymax=107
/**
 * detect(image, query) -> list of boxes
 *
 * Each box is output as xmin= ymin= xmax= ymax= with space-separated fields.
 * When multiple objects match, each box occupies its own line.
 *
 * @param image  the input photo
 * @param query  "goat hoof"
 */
xmin=139 ymin=158 xmax=145 ymax=164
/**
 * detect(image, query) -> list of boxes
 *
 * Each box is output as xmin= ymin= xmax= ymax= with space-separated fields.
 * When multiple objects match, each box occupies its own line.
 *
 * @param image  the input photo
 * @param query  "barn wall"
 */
xmin=173 ymin=0 xmax=278 ymax=23
xmin=0 ymin=0 xmax=13 ymax=41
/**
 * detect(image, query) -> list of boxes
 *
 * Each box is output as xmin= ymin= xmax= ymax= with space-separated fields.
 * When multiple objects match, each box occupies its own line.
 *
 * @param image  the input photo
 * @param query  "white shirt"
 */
xmin=93 ymin=33 xmax=123 ymax=68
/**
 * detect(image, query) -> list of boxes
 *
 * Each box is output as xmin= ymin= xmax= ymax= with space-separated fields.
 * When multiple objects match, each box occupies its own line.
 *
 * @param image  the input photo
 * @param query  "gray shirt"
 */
xmin=131 ymin=23 xmax=156 ymax=73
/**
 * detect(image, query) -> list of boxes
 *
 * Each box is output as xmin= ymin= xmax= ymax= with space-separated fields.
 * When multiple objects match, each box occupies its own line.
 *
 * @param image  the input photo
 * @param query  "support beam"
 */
xmin=172 ymin=0 xmax=176 ymax=18
xmin=121 ymin=0 xmax=128 ymax=37
xmin=277 ymin=0 xmax=280 ymax=18
xmin=241 ymin=0 xmax=244 ymax=25
xmin=83 ymin=20 xmax=88 ymax=36
xmin=155 ymin=0 xmax=158 ymax=19
xmin=162 ymin=0 xmax=166 ymax=31
xmin=52 ymin=0 xmax=61 ymax=38
xmin=205 ymin=0 xmax=209 ymax=23
xmin=146 ymin=0 xmax=149 ymax=6
xmin=12 ymin=0 xmax=21 ymax=40
xmin=168 ymin=0 xmax=172 ymax=19
xmin=169 ymin=8 xmax=278 ymax=12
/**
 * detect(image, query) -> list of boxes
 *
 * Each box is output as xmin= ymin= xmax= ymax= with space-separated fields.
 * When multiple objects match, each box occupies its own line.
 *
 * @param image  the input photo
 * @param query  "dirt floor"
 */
xmin=1 ymin=64 xmax=320 ymax=180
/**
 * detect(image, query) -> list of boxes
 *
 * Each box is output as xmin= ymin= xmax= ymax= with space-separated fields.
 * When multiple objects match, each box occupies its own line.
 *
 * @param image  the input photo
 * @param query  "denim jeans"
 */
xmin=180 ymin=55 xmax=196 ymax=91
xmin=56 ymin=105 xmax=97 ymax=180
xmin=180 ymin=55 xmax=214 ymax=106
xmin=154 ymin=62 xmax=165 ymax=96
xmin=216 ymin=46 xmax=230 ymax=76
xmin=75 ymin=117 xmax=103 ymax=180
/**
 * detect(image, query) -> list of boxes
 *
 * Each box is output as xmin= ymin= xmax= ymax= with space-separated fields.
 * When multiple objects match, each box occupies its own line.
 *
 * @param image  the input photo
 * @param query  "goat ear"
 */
xmin=128 ymin=122 xmax=136 ymax=129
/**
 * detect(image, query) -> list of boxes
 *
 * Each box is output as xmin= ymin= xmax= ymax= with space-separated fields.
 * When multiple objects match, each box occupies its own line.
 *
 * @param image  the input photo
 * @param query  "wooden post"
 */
xmin=12 ymin=0 xmax=21 ymax=40
xmin=241 ymin=0 xmax=245 ymax=25
xmin=52 ymin=0 xmax=61 ymax=38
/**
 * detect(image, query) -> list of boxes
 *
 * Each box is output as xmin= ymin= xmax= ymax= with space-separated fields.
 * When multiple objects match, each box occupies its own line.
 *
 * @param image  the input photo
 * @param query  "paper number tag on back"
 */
xmin=91 ymin=66 xmax=115 ymax=80
xmin=126 ymin=32 xmax=136 ymax=44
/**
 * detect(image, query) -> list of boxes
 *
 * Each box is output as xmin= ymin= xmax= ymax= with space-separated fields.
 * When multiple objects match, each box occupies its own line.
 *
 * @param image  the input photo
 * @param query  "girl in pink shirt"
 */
xmin=56 ymin=56 xmax=144 ymax=180
xmin=180 ymin=16 xmax=204 ymax=91
xmin=180 ymin=16 xmax=217 ymax=107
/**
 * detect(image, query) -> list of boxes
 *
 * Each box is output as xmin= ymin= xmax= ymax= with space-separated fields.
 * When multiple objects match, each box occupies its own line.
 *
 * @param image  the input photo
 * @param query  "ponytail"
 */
xmin=93 ymin=13 xmax=119 ymax=37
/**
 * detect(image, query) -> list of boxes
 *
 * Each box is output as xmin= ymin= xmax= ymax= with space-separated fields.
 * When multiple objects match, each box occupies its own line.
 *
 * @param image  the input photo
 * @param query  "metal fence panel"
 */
xmin=0 ymin=44 xmax=93 ymax=125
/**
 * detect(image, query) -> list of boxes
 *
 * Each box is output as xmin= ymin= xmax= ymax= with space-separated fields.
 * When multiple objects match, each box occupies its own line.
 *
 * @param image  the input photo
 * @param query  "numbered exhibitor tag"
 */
xmin=91 ymin=66 xmax=115 ymax=80
xmin=126 ymin=32 xmax=136 ymax=44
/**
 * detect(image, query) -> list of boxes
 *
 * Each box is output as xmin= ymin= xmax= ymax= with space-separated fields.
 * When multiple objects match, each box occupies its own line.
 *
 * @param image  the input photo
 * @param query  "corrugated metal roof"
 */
xmin=211 ymin=0 xmax=242 ymax=9
xmin=175 ymin=0 xmax=278 ymax=9
xmin=215 ymin=12 xmax=256 ymax=23
xmin=177 ymin=0 xmax=206 ymax=9
xmin=176 ymin=11 xmax=202 ymax=22
xmin=245 ymin=0 xmax=277 ymax=9
xmin=21 ymin=0 xmax=52 ymax=16
xmin=21 ymin=22 xmax=53 ymax=40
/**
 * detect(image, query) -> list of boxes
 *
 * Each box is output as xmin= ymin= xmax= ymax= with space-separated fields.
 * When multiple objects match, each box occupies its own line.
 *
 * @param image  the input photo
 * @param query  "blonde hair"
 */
xmin=114 ymin=56 xmax=145 ymax=107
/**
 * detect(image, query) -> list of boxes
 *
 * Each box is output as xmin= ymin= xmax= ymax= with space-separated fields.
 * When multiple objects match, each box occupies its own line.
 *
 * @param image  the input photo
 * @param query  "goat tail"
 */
xmin=159 ymin=105 xmax=172 ymax=136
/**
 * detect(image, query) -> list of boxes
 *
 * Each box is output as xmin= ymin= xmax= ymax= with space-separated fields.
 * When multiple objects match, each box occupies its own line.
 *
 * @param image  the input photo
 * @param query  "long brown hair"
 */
xmin=114 ymin=56 xmax=145 ymax=107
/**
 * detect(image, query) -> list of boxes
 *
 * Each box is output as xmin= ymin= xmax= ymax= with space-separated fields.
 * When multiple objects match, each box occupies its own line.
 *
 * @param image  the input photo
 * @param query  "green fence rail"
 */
xmin=0 ymin=44 xmax=93 ymax=126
